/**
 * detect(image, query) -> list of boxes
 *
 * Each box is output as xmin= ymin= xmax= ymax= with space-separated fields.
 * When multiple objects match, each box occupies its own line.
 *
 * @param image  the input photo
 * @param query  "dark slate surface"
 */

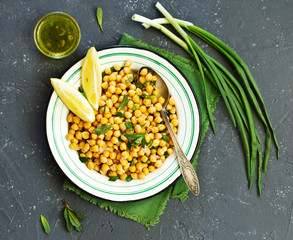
xmin=0 ymin=0 xmax=292 ymax=239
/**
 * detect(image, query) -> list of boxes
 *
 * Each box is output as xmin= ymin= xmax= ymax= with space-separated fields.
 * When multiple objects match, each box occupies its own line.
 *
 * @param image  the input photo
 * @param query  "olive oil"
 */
xmin=34 ymin=12 xmax=80 ymax=59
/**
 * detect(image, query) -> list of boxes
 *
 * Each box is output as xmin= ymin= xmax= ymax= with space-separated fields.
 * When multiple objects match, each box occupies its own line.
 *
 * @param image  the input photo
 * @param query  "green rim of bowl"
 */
xmin=34 ymin=12 xmax=81 ymax=59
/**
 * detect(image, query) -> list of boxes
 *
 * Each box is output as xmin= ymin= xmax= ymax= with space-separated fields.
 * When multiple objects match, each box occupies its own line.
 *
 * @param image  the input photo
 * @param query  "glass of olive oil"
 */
xmin=34 ymin=12 xmax=81 ymax=59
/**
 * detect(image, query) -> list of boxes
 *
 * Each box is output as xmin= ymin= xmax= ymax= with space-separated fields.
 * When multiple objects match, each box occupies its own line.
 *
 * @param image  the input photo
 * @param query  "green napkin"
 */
xmin=63 ymin=34 xmax=220 ymax=228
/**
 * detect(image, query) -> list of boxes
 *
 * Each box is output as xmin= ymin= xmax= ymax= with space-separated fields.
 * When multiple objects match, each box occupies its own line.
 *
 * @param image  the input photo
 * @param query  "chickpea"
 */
xmin=124 ymin=59 xmax=132 ymax=67
xmin=87 ymin=162 xmax=95 ymax=170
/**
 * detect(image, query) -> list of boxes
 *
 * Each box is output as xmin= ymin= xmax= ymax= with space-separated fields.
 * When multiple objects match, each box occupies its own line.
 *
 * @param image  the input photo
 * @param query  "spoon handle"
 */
xmin=162 ymin=111 xmax=200 ymax=196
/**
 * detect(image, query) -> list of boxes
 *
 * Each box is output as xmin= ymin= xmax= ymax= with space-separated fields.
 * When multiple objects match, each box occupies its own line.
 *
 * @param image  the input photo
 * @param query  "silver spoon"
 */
xmin=139 ymin=67 xmax=200 ymax=196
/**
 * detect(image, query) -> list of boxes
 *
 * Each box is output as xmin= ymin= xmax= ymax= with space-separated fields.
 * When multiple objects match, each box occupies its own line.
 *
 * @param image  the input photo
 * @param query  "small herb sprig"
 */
xmin=40 ymin=215 xmax=50 ymax=235
xmin=96 ymin=7 xmax=103 ymax=32
xmin=63 ymin=200 xmax=87 ymax=232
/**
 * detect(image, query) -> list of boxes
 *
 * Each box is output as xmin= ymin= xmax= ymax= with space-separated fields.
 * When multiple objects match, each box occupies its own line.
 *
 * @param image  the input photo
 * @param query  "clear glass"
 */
xmin=34 ymin=12 xmax=81 ymax=59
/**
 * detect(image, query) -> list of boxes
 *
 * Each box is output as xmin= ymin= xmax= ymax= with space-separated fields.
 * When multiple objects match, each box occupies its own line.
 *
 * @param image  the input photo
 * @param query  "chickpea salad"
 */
xmin=66 ymin=59 xmax=179 ymax=182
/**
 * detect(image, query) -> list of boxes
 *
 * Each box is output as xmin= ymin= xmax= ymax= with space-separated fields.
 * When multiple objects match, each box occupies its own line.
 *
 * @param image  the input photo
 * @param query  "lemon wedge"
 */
xmin=81 ymin=47 xmax=102 ymax=110
xmin=51 ymin=78 xmax=95 ymax=122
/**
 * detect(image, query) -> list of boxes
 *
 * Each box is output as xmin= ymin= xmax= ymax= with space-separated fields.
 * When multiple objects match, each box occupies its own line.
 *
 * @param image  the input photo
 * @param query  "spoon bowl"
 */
xmin=139 ymin=67 xmax=200 ymax=196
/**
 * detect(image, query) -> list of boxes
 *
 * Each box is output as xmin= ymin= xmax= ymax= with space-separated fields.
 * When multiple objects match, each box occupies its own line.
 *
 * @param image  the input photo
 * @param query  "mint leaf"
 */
xmin=126 ymin=175 xmax=133 ymax=182
xmin=117 ymin=112 xmax=125 ymax=118
xmin=40 ymin=215 xmax=50 ymax=235
xmin=79 ymin=156 xmax=89 ymax=163
xmin=118 ymin=95 xmax=130 ymax=111
xmin=93 ymin=124 xmax=111 ymax=135
xmin=109 ymin=176 xmax=119 ymax=181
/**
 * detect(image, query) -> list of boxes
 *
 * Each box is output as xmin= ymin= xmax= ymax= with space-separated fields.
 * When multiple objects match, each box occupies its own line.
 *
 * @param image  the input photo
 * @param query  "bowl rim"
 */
xmin=34 ymin=11 xmax=81 ymax=59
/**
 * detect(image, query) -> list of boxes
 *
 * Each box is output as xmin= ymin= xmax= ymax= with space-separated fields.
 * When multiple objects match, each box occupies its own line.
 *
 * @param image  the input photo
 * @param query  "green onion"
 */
xmin=142 ymin=93 xmax=156 ymax=99
xmin=132 ymin=2 xmax=278 ymax=195
xmin=125 ymin=76 xmax=134 ymax=83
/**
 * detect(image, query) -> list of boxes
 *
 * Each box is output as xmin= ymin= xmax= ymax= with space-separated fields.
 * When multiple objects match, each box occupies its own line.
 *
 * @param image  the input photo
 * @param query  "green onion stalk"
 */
xmin=132 ymin=2 xmax=279 ymax=195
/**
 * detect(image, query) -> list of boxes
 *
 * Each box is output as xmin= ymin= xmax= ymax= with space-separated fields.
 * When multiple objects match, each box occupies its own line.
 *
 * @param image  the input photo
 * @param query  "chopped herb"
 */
xmin=126 ymin=175 xmax=133 ymax=182
xmin=123 ymin=133 xmax=146 ymax=140
xmin=141 ymin=137 xmax=146 ymax=148
xmin=118 ymin=95 xmax=130 ymax=111
xmin=40 ymin=215 xmax=50 ymax=235
xmin=102 ymin=104 xmax=107 ymax=112
xmin=132 ymin=136 xmax=145 ymax=147
xmin=110 ymin=66 xmax=115 ymax=72
xmin=153 ymin=80 xmax=157 ymax=86
xmin=93 ymin=124 xmax=111 ymax=135
xmin=132 ymin=104 xmax=138 ymax=111
xmin=125 ymin=122 xmax=133 ymax=131
xmin=153 ymin=146 xmax=159 ymax=150
xmin=118 ymin=136 xmax=123 ymax=142
xmin=142 ymin=93 xmax=156 ymax=99
xmin=164 ymin=152 xmax=170 ymax=158
xmin=109 ymin=176 xmax=119 ymax=181
xmin=127 ymin=140 xmax=132 ymax=150
xmin=78 ymin=87 xmax=87 ymax=99
xmin=162 ymin=135 xmax=169 ymax=142
xmin=79 ymin=156 xmax=89 ymax=163
xmin=130 ymin=160 xmax=134 ymax=166
xmin=125 ymin=76 xmax=134 ymax=83
xmin=147 ymin=140 xmax=153 ymax=148
xmin=145 ymin=81 xmax=151 ymax=84
xmin=117 ymin=112 xmax=125 ymax=118
xmin=134 ymin=81 xmax=143 ymax=89
xmin=160 ymin=129 xmax=167 ymax=133
xmin=141 ymin=123 xmax=146 ymax=127
xmin=102 ymin=71 xmax=106 ymax=77
xmin=96 ymin=7 xmax=103 ymax=31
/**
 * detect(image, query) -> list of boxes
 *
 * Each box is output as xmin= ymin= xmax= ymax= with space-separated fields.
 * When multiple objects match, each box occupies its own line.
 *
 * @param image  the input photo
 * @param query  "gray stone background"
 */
xmin=0 ymin=0 xmax=292 ymax=239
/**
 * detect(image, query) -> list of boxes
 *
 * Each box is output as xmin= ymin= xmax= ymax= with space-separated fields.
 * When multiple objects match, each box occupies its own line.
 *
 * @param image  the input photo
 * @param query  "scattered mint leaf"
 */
xmin=40 ymin=215 xmax=50 ymax=235
xmin=96 ymin=7 xmax=103 ymax=31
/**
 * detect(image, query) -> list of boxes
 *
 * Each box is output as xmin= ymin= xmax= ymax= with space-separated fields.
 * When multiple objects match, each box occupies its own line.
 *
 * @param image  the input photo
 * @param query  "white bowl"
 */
xmin=46 ymin=46 xmax=201 ymax=201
